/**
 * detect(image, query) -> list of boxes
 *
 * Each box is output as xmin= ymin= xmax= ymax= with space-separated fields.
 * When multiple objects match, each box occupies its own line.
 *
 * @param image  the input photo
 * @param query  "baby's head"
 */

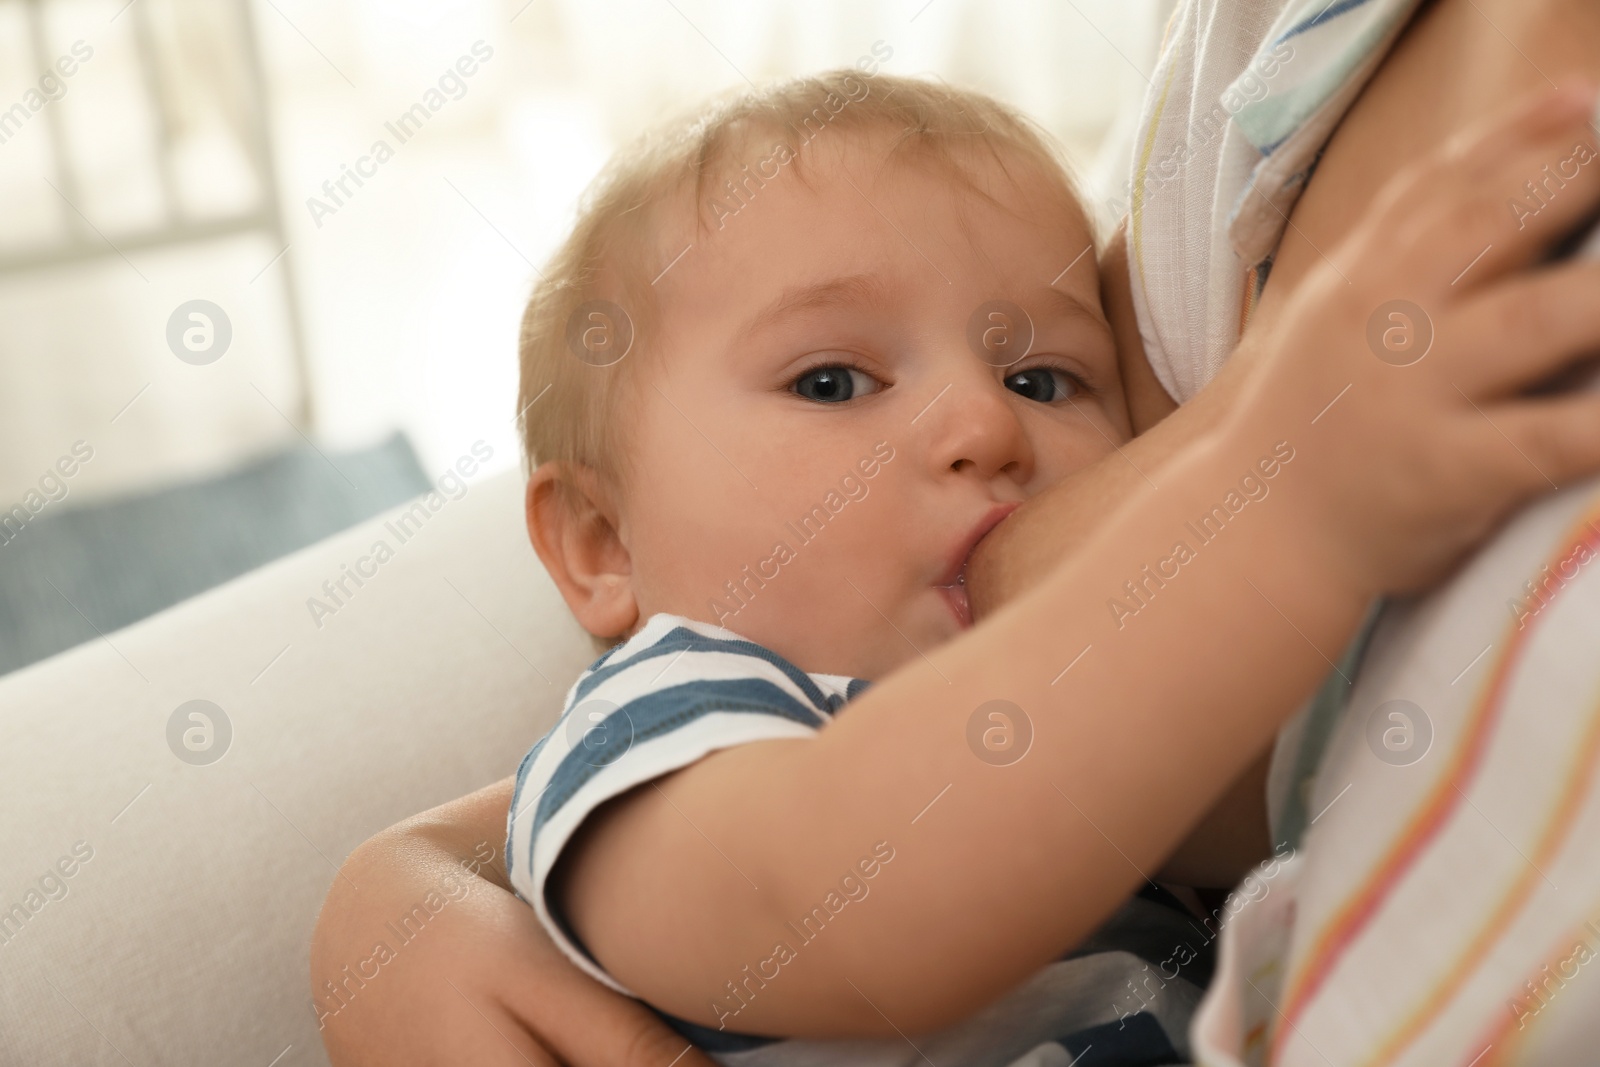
xmin=519 ymin=70 xmax=1131 ymax=680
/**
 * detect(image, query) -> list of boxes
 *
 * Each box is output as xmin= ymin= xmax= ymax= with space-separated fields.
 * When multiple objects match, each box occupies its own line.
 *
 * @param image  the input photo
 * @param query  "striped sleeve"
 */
xmin=504 ymin=613 xmax=862 ymax=995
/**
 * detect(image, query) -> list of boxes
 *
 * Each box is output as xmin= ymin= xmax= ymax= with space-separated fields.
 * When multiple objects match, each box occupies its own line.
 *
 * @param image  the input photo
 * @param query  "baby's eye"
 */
xmin=1004 ymin=367 xmax=1080 ymax=404
xmin=792 ymin=365 xmax=882 ymax=403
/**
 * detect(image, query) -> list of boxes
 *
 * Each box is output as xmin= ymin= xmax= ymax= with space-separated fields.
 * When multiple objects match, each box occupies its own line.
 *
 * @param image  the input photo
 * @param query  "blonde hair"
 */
xmin=515 ymin=68 xmax=1085 ymax=496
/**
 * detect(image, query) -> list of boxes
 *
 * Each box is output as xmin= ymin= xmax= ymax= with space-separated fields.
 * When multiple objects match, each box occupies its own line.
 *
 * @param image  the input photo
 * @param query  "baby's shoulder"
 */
xmin=566 ymin=612 xmax=867 ymax=726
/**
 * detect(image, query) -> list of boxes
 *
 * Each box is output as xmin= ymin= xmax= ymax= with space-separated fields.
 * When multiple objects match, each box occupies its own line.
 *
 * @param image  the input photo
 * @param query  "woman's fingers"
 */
xmin=1447 ymin=260 xmax=1600 ymax=394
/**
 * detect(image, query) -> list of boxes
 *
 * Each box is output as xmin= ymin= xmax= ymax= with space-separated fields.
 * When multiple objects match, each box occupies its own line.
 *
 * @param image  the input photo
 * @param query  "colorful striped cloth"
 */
xmin=1124 ymin=2 xmax=1600 ymax=1064
xmin=1195 ymin=478 xmax=1600 ymax=1067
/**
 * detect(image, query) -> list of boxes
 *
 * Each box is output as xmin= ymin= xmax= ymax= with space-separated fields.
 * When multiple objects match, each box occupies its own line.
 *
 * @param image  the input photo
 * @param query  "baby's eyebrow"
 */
xmin=734 ymin=273 xmax=894 ymax=343
xmin=1036 ymin=285 xmax=1106 ymax=330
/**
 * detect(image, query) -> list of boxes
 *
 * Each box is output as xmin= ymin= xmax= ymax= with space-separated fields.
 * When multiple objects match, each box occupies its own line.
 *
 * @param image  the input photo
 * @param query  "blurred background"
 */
xmin=0 ymin=0 xmax=1173 ymax=674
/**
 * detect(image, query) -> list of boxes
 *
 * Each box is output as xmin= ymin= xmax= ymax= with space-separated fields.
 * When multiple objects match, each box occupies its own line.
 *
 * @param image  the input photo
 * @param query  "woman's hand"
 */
xmin=312 ymin=776 xmax=716 ymax=1067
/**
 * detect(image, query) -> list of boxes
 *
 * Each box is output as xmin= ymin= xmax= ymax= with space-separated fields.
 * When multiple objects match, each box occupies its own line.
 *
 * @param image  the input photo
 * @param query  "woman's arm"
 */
xmin=312 ymin=777 xmax=716 ymax=1067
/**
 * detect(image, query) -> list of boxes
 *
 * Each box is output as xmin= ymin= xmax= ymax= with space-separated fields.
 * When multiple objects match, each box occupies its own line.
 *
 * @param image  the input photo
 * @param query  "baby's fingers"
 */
xmin=1473 ymin=388 xmax=1600 ymax=495
xmin=1449 ymin=260 xmax=1600 ymax=395
xmin=1386 ymin=84 xmax=1600 ymax=290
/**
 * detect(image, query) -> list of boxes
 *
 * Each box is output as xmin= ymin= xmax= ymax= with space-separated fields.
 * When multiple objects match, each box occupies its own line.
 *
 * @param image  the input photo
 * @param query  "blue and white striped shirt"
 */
xmin=508 ymin=614 xmax=1211 ymax=1066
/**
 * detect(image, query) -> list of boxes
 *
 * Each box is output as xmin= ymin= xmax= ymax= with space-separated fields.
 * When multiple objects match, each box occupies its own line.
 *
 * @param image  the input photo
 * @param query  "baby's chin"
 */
xmin=812 ymin=597 xmax=968 ymax=682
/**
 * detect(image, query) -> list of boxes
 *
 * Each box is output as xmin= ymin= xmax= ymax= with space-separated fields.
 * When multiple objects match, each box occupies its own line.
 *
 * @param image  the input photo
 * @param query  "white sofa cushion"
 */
xmin=0 ymin=468 xmax=593 ymax=1066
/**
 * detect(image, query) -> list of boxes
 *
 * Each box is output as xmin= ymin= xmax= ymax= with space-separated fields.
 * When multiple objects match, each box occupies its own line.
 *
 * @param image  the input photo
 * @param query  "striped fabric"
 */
xmin=1128 ymin=4 xmax=1600 ymax=1063
xmin=1195 ymin=483 xmax=1600 ymax=1067
xmin=507 ymin=613 xmax=1213 ymax=1066
xmin=506 ymin=613 xmax=849 ymax=1001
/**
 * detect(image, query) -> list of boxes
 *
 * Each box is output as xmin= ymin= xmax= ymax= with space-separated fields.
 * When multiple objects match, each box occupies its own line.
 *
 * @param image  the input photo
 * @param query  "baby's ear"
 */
xmin=524 ymin=462 xmax=638 ymax=641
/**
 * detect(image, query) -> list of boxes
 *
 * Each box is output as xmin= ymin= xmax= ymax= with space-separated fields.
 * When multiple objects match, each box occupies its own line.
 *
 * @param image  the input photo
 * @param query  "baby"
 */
xmin=315 ymin=68 xmax=1600 ymax=1066
xmin=508 ymin=69 xmax=1195 ymax=1060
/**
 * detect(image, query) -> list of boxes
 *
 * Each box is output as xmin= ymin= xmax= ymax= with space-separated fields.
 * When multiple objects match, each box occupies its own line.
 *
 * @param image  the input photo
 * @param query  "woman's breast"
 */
xmin=1251 ymin=0 xmax=1600 ymax=331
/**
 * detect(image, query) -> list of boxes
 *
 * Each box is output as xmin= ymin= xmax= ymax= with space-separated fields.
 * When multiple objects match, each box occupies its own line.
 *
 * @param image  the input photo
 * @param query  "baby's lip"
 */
xmin=935 ymin=502 xmax=1021 ymax=589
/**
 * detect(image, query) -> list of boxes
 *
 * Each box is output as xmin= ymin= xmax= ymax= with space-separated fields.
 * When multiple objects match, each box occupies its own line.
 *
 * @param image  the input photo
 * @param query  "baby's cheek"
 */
xmin=1036 ymin=416 xmax=1121 ymax=483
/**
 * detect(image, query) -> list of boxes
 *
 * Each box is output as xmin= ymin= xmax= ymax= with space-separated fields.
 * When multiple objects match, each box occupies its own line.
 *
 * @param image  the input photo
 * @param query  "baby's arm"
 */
xmin=312 ymin=778 xmax=715 ymax=1067
xmin=557 ymin=86 xmax=1600 ymax=1036
xmin=970 ymin=215 xmax=1278 ymax=892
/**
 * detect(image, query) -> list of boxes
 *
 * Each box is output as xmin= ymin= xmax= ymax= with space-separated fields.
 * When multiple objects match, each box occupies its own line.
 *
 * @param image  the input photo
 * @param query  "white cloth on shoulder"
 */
xmin=1126 ymin=0 xmax=1421 ymax=403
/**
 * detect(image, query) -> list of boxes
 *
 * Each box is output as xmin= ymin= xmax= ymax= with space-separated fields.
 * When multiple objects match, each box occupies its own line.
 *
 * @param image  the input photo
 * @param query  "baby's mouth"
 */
xmin=933 ymin=502 xmax=1020 ymax=629
xmin=936 ymin=565 xmax=973 ymax=629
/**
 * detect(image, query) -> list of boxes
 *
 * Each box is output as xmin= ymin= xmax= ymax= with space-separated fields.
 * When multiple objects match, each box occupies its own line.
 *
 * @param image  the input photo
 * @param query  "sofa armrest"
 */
xmin=0 ymin=468 xmax=592 ymax=1066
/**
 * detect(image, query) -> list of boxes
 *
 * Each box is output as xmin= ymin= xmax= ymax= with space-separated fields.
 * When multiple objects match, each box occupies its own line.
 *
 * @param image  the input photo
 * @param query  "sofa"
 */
xmin=0 ymin=467 xmax=592 ymax=1066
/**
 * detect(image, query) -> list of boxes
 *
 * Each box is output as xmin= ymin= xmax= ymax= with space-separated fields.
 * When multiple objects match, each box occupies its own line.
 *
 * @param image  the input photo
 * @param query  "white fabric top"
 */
xmin=1126 ymin=0 xmax=1422 ymax=402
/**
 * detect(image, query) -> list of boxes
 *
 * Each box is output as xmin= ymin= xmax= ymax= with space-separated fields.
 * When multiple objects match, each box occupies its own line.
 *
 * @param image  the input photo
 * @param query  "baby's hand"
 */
xmin=1233 ymin=83 xmax=1600 ymax=595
